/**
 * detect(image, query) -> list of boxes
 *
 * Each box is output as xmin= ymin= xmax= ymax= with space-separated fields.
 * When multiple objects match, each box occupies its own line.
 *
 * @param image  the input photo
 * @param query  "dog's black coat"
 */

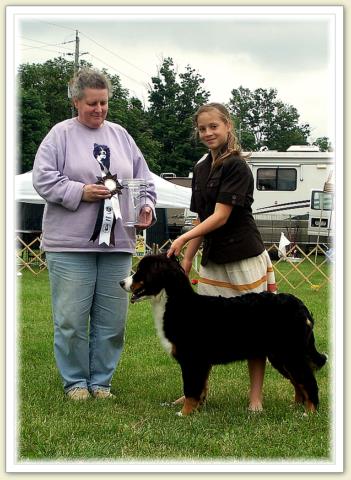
xmin=122 ymin=254 xmax=327 ymax=412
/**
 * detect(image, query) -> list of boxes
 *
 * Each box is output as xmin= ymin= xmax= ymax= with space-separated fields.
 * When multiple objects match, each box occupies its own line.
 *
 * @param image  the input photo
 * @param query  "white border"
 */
xmin=6 ymin=4 xmax=343 ymax=473
xmin=6 ymin=4 xmax=18 ymax=474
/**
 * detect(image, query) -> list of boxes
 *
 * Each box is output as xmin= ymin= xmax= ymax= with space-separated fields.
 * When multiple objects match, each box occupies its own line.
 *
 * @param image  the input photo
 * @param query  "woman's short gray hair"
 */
xmin=70 ymin=68 xmax=113 ymax=100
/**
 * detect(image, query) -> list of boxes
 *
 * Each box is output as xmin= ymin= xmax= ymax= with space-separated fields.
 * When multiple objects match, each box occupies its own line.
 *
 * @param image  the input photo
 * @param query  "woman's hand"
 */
xmin=82 ymin=184 xmax=111 ymax=202
xmin=135 ymin=206 xmax=153 ymax=229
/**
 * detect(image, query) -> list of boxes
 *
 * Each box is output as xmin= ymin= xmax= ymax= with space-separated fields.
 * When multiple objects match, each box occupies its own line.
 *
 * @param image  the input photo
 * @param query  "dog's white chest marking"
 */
xmin=151 ymin=290 xmax=173 ymax=355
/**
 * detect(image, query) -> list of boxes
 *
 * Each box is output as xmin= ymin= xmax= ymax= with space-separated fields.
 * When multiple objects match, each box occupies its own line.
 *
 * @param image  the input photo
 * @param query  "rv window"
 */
xmin=311 ymin=191 xmax=333 ymax=211
xmin=257 ymin=168 xmax=297 ymax=191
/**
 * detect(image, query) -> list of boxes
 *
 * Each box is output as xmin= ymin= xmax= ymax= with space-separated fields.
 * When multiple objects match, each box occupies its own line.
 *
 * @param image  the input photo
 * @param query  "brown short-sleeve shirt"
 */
xmin=190 ymin=153 xmax=264 ymax=265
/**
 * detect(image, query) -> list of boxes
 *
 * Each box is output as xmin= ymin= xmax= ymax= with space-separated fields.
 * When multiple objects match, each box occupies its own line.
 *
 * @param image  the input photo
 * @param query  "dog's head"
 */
xmin=120 ymin=254 xmax=186 ymax=303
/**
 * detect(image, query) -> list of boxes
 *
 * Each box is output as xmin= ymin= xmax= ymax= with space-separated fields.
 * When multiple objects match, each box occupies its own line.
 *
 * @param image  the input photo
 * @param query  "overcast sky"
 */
xmin=14 ymin=6 xmax=337 ymax=142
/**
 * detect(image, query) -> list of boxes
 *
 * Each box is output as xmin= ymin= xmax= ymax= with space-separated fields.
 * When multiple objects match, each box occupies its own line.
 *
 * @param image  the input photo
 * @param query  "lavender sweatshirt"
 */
xmin=33 ymin=118 xmax=156 ymax=252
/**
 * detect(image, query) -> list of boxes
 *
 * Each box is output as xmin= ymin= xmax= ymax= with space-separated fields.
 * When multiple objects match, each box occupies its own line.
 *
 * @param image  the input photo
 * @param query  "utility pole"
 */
xmin=67 ymin=30 xmax=88 ymax=117
xmin=71 ymin=30 xmax=80 ymax=117
xmin=74 ymin=30 xmax=80 ymax=77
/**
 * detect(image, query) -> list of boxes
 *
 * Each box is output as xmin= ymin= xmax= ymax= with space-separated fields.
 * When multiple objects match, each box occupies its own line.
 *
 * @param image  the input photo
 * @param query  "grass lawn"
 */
xmin=16 ymin=266 xmax=333 ymax=464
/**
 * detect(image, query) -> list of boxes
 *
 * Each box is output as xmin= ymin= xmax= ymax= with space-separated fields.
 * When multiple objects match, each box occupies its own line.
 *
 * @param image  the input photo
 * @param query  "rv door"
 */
xmin=308 ymin=190 xmax=334 ymax=237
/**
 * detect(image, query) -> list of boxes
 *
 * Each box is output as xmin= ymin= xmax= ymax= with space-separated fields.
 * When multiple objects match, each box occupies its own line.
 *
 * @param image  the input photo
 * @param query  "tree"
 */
xmin=104 ymin=71 xmax=130 ymax=126
xmin=313 ymin=137 xmax=333 ymax=152
xmin=17 ymin=58 xmax=161 ymax=173
xmin=228 ymin=87 xmax=310 ymax=151
xmin=18 ymin=57 xmax=86 ymax=172
xmin=18 ymin=88 xmax=50 ymax=173
xmin=106 ymin=74 xmax=162 ymax=173
xmin=148 ymin=58 xmax=210 ymax=176
xmin=123 ymin=98 xmax=163 ymax=174
xmin=18 ymin=57 xmax=76 ymax=129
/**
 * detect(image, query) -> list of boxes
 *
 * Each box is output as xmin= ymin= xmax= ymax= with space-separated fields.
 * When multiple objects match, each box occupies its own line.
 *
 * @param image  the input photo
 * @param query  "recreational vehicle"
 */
xmin=165 ymin=146 xmax=335 ymax=250
xmin=247 ymin=146 xmax=334 ymax=248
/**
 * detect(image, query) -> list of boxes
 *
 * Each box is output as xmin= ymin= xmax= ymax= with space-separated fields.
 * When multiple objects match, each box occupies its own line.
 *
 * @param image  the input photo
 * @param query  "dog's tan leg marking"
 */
xmin=199 ymin=385 xmax=208 ymax=405
xmin=293 ymin=384 xmax=305 ymax=404
xmin=297 ymin=384 xmax=317 ymax=414
xmin=304 ymin=399 xmax=317 ymax=413
xmin=171 ymin=344 xmax=177 ymax=357
xmin=180 ymin=397 xmax=200 ymax=416
xmin=285 ymin=371 xmax=307 ymax=406
xmin=174 ymin=370 xmax=210 ymax=408
xmin=199 ymin=368 xmax=211 ymax=405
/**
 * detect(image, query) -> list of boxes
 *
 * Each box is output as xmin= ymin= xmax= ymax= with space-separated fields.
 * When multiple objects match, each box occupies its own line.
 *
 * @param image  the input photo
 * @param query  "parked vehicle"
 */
xmin=247 ymin=145 xmax=334 ymax=248
xmin=163 ymin=146 xmax=335 ymax=249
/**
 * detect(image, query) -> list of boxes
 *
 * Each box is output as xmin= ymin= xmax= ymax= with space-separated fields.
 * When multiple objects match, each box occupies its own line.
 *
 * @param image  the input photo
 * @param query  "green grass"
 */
xmin=272 ymin=256 xmax=332 ymax=291
xmin=17 ymin=269 xmax=332 ymax=463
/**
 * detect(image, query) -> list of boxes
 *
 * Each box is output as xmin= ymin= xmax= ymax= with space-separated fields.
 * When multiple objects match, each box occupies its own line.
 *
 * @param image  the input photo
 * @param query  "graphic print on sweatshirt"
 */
xmin=93 ymin=143 xmax=111 ymax=173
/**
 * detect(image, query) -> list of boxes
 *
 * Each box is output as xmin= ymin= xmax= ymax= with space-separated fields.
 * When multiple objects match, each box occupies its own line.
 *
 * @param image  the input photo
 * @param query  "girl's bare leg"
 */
xmin=248 ymin=357 xmax=265 ymax=411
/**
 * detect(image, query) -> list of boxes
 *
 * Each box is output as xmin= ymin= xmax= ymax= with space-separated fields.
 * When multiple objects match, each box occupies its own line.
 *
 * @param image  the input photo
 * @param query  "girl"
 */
xmin=167 ymin=103 xmax=277 ymax=411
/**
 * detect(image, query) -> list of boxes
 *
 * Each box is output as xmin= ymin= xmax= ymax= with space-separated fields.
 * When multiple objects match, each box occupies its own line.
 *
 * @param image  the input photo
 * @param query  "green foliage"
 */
xmin=17 ymin=56 xmax=331 ymax=175
xmin=313 ymin=137 xmax=333 ymax=152
xmin=104 ymin=71 xmax=130 ymax=124
xmin=148 ymin=58 xmax=210 ymax=176
xmin=18 ymin=57 xmax=75 ymax=129
xmin=18 ymin=88 xmax=50 ymax=173
xmin=118 ymin=97 xmax=163 ymax=174
xmin=18 ymin=57 xmax=76 ymax=171
xmin=229 ymin=86 xmax=311 ymax=151
xmin=17 ymin=58 xmax=163 ymax=173
xmin=17 ymin=270 xmax=332 ymax=462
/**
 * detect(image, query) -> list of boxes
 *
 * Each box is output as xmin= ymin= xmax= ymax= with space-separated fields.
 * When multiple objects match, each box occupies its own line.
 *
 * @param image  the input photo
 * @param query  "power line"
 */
xmin=19 ymin=26 xmax=151 ymax=98
xmin=78 ymin=30 xmax=152 ymax=95
xmin=20 ymin=36 xmax=72 ymax=48
xmin=37 ymin=20 xmax=77 ymax=32
xmin=20 ymin=43 xmax=69 ymax=55
xmin=87 ymin=51 xmax=145 ymax=88
xmin=79 ymin=30 xmax=151 ymax=78
xmin=20 ymin=38 xmax=145 ymax=90
xmin=35 ymin=20 xmax=152 ymax=79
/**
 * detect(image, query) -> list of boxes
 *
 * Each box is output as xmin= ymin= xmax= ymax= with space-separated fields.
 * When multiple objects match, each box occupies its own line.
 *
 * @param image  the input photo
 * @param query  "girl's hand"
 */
xmin=167 ymin=235 xmax=187 ymax=257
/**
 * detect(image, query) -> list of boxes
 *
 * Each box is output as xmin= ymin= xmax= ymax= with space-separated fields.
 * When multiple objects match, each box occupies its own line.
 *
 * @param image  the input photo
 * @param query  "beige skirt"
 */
xmin=198 ymin=250 xmax=277 ymax=298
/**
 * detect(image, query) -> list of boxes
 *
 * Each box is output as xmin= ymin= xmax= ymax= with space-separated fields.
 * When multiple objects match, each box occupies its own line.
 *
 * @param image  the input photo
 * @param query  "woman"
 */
xmin=167 ymin=103 xmax=277 ymax=411
xmin=33 ymin=68 xmax=156 ymax=400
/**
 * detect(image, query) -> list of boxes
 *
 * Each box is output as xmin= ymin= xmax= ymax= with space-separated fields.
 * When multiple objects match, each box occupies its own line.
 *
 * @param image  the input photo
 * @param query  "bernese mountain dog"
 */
xmin=120 ymin=254 xmax=327 ymax=417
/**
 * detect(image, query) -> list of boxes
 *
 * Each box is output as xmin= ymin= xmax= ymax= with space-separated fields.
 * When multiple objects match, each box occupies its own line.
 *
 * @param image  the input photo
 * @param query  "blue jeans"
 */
xmin=46 ymin=252 xmax=132 ymax=393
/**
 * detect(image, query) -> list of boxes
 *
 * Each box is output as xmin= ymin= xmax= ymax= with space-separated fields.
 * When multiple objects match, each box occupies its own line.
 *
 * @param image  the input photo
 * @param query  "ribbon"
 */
xmin=89 ymin=150 xmax=124 ymax=246
xmin=98 ymin=198 xmax=115 ymax=246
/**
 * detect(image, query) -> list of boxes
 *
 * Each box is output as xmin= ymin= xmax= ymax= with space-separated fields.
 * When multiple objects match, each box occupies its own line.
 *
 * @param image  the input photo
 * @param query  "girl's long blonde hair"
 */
xmin=194 ymin=103 xmax=246 ymax=168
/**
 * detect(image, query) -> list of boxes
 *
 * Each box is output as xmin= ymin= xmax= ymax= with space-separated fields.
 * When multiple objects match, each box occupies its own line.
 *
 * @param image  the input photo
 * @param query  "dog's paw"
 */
xmin=160 ymin=395 xmax=185 ymax=408
xmin=172 ymin=395 xmax=185 ymax=405
xmin=175 ymin=411 xmax=183 ymax=417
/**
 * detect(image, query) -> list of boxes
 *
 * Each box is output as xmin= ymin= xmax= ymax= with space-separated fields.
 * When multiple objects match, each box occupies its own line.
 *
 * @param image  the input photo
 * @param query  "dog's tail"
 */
xmin=305 ymin=310 xmax=328 ymax=370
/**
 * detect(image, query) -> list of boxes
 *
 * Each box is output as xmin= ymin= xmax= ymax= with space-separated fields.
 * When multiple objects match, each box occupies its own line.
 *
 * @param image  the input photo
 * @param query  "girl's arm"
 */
xmin=181 ymin=236 xmax=204 ymax=275
xmin=167 ymin=202 xmax=233 ymax=257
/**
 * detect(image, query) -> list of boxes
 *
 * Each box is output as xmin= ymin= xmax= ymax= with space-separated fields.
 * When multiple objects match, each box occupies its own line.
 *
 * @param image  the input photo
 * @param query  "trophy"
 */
xmin=120 ymin=179 xmax=147 ymax=227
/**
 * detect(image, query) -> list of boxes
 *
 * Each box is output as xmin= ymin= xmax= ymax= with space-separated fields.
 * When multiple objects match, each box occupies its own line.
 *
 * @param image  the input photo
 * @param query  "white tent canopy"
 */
xmin=15 ymin=171 xmax=191 ymax=209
